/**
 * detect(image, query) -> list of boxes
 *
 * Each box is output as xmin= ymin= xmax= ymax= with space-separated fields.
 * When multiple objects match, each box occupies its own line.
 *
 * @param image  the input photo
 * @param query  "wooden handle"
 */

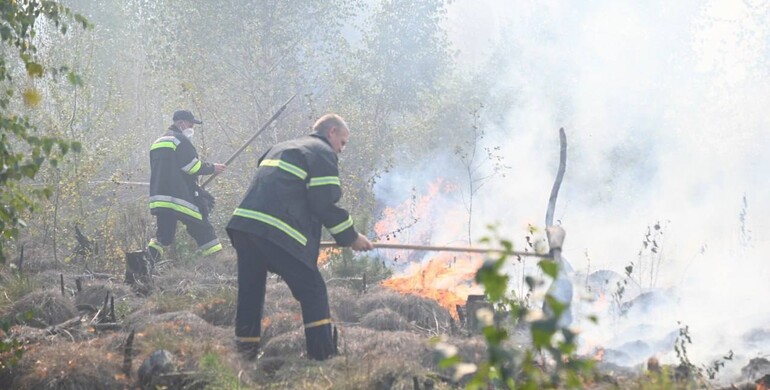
xmin=319 ymin=241 xmax=549 ymax=258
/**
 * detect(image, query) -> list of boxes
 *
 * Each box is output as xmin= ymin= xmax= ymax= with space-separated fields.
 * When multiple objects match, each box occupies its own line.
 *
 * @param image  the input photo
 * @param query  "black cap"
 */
xmin=172 ymin=110 xmax=203 ymax=124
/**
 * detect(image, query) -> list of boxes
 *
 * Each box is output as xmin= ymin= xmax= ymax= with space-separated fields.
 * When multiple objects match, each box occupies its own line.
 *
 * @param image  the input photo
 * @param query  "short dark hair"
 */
xmin=312 ymin=114 xmax=348 ymax=136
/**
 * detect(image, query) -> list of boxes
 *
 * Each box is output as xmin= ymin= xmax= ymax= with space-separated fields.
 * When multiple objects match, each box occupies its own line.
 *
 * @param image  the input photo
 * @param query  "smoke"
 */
xmin=375 ymin=0 xmax=770 ymax=380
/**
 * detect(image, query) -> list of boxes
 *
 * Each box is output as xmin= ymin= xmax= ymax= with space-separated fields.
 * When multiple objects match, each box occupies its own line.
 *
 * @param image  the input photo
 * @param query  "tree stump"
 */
xmin=124 ymin=251 xmax=150 ymax=286
xmin=465 ymin=294 xmax=493 ymax=331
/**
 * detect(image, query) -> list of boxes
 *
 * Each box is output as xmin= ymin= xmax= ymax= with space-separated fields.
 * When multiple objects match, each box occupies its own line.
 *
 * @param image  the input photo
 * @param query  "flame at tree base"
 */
xmin=381 ymin=252 xmax=483 ymax=318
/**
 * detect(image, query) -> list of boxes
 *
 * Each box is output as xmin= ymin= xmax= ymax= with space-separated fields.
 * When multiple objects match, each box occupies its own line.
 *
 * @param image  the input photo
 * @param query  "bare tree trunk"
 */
xmin=53 ymin=174 xmax=61 ymax=265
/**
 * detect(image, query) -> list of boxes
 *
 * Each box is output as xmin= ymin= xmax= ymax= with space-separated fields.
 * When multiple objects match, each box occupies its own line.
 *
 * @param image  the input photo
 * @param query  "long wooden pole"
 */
xmin=319 ymin=241 xmax=550 ymax=258
xmin=201 ymin=94 xmax=296 ymax=188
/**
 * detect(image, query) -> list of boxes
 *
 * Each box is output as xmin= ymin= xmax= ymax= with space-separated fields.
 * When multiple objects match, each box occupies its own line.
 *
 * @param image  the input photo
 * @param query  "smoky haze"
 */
xmin=373 ymin=0 xmax=770 ymax=379
xmin=16 ymin=0 xmax=769 ymax=383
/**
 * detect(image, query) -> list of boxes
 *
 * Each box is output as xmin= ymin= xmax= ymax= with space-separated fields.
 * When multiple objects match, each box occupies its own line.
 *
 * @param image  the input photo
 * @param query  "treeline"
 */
xmin=7 ymin=0 xmax=511 ymax=270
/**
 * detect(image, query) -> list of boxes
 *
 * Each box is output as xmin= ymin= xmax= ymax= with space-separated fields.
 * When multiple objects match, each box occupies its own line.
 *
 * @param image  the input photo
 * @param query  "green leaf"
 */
xmin=476 ymin=260 xmax=508 ymax=301
xmin=539 ymin=260 xmax=559 ymax=279
xmin=25 ymin=62 xmax=44 ymax=77
xmin=531 ymin=326 xmax=552 ymax=349
xmin=438 ymin=354 xmax=461 ymax=369
xmin=67 ymin=71 xmax=83 ymax=86
xmin=544 ymin=295 xmax=566 ymax=318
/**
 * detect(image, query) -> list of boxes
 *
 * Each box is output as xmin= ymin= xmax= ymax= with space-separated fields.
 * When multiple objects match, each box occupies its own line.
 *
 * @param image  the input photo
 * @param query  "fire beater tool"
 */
xmin=201 ymin=94 xmax=297 ymax=188
xmin=319 ymin=241 xmax=551 ymax=258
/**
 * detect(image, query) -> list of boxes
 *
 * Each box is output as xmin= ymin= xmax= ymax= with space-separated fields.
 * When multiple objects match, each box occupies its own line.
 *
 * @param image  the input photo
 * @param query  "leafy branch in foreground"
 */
xmin=437 ymin=225 xmax=594 ymax=389
xmin=0 ymin=1 xmax=90 ymax=263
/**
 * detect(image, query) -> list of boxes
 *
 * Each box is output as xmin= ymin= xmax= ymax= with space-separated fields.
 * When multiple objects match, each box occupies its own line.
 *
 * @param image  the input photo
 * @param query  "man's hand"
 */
xmin=213 ymin=163 xmax=226 ymax=174
xmin=350 ymin=233 xmax=374 ymax=251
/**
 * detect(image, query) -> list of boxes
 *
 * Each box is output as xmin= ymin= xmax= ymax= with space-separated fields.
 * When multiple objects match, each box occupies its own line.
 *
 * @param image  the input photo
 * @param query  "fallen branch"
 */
xmin=46 ymin=315 xmax=83 ymax=336
xmin=92 ymin=323 xmax=122 ymax=331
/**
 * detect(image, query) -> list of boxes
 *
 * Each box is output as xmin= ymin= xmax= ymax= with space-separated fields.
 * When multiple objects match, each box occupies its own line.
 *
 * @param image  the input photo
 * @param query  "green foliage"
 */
xmin=441 ymin=228 xmax=594 ymax=389
xmin=0 ymin=1 xmax=89 ymax=263
xmin=0 ymin=269 xmax=34 ymax=311
xmin=0 ymin=319 xmax=24 ymax=370
xmin=197 ymin=351 xmax=241 ymax=390
xmin=325 ymin=248 xmax=392 ymax=289
xmin=0 ymin=269 xmax=33 ymax=370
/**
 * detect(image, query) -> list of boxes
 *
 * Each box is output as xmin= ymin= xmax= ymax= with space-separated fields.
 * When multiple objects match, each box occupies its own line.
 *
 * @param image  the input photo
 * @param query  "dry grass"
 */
xmin=262 ymin=311 xmax=303 ymax=344
xmin=328 ymin=284 xmax=363 ymax=323
xmin=360 ymin=308 xmax=411 ymax=331
xmin=1 ymin=290 xmax=77 ymax=328
xmin=191 ymin=286 xmax=237 ymax=326
xmin=359 ymin=287 xmax=453 ymax=332
xmin=5 ymin=250 xmax=745 ymax=389
xmin=261 ymin=329 xmax=306 ymax=359
xmin=2 ymin=334 xmax=128 ymax=390
xmin=74 ymin=281 xmax=133 ymax=309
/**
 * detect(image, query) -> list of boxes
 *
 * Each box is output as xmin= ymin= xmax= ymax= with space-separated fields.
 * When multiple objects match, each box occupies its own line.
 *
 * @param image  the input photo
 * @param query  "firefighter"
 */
xmin=146 ymin=110 xmax=226 ymax=264
xmin=227 ymin=113 xmax=373 ymax=361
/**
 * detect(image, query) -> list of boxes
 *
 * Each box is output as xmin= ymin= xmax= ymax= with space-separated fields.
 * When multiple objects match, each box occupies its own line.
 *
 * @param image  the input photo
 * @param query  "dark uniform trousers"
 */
xmin=147 ymin=212 xmax=219 ymax=262
xmin=230 ymin=229 xmax=335 ymax=360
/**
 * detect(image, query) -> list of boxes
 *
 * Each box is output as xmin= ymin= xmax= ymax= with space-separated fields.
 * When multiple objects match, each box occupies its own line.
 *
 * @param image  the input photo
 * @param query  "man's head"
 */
xmin=172 ymin=110 xmax=203 ymax=129
xmin=312 ymin=113 xmax=350 ymax=155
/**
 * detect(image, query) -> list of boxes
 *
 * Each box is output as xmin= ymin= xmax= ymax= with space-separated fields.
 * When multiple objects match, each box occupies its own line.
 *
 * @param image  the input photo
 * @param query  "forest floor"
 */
xmin=0 ymin=251 xmax=766 ymax=389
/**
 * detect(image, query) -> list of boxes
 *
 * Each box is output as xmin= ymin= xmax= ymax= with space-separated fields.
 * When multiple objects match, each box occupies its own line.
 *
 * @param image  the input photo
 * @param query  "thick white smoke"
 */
xmin=375 ymin=0 xmax=770 ymax=382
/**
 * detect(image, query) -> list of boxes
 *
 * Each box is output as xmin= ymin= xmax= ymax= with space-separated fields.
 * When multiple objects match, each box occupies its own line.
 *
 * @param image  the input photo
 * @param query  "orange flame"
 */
xmin=318 ymin=248 xmax=340 ymax=267
xmin=373 ymin=178 xmax=483 ymax=318
xmin=381 ymin=252 xmax=483 ymax=318
xmin=373 ymin=178 xmax=466 ymax=261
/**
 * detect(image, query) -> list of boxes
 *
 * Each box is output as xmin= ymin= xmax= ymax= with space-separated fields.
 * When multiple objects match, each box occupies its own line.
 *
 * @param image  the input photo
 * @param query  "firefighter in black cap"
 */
xmin=146 ymin=110 xmax=226 ymax=264
xmin=227 ymin=113 xmax=373 ymax=361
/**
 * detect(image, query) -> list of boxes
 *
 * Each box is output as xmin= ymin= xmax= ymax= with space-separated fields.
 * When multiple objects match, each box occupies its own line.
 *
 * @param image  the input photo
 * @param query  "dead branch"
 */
xmin=546 ymin=128 xmax=567 ymax=228
xmin=46 ymin=315 xmax=83 ymax=336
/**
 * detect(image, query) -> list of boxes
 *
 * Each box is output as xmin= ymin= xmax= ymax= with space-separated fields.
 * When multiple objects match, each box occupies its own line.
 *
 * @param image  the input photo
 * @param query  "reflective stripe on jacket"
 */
xmin=226 ymin=133 xmax=358 ymax=268
xmin=149 ymin=126 xmax=215 ymax=222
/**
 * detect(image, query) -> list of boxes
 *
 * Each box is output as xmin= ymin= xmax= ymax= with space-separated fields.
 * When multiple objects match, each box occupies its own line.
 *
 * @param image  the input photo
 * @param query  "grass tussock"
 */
xmin=74 ymin=282 xmax=133 ymax=310
xmin=1 ymin=290 xmax=77 ymax=328
xmin=4 ymin=336 xmax=128 ymax=390
xmin=359 ymin=287 xmax=453 ymax=331
xmin=193 ymin=286 xmax=237 ymax=326
xmin=360 ymin=308 xmax=411 ymax=331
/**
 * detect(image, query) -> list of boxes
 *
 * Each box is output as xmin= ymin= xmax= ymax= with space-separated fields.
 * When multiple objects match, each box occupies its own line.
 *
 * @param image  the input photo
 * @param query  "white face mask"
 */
xmin=183 ymin=128 xmax=194 ymax=140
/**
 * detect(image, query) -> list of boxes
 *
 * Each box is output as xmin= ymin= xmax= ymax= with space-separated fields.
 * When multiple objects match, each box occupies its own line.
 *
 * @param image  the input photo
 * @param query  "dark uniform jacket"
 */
xmin=227 ymin=133 xmax=358 ymax=268
xmin=149 ymin=126 xmax=215 ymax=222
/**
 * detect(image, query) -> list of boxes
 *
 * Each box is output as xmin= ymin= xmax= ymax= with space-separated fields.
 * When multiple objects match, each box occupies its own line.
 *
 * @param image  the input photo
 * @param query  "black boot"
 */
xmin=236 ymin=341 xmax=260 ymax=361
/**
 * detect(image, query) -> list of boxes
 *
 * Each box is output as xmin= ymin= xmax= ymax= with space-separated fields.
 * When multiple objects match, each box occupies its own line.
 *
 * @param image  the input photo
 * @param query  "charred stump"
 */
xmin=123 ymin=330 xmax=135 ymax=376
xmin=124 ymin=251 xmax=151 ymax=286
xmin=465 ymin=294 xmax=493 ymax=331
